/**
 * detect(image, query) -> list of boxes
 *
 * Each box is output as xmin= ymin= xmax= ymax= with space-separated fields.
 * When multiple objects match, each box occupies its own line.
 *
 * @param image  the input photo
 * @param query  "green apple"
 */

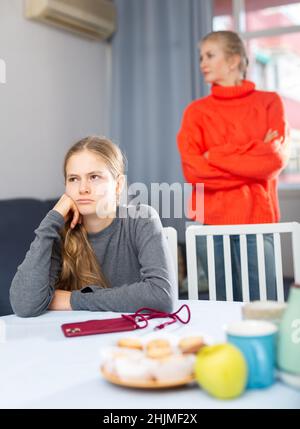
xmin=194 ymin=343 xmax=247 ymax=399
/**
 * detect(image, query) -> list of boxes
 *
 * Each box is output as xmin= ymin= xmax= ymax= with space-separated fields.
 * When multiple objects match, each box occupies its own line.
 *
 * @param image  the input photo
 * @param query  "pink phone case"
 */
xmin=61 ymin=317 xmax=138 ymax=337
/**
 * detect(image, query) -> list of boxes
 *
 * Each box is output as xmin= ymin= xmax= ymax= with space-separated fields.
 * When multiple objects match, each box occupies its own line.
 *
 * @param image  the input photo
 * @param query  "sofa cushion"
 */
xmin=0 ymin=198 xmax=58 ymax=316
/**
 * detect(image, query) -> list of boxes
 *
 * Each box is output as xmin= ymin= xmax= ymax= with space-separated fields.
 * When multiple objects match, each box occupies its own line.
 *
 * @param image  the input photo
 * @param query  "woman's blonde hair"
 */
xmin=201 ymin=30 xmax=249 ymax=79
xmin=56 ymin=136 xmax=126 ymax=291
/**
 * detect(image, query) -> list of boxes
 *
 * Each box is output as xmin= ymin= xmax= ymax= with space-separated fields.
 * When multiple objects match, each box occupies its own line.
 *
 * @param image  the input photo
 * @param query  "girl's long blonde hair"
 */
xmin=56 ymin=136 xmax=125 ymax=291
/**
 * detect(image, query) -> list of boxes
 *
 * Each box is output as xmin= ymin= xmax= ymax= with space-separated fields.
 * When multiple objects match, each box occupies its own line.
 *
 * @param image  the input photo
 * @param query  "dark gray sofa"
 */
xmin=0 ymin=198 xmax=58 ymax=316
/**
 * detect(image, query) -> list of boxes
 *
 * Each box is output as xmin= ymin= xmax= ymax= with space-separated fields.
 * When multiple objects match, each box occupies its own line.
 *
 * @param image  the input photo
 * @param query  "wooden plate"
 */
xmin=100 ymin=366 xmax=196 ymax=389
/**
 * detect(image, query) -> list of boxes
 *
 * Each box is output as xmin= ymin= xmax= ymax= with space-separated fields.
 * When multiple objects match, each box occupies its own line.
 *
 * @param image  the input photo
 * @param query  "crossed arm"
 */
xmin=177 ymin=108 xmax=253 ymax=190
xmin=177 ymin=94 xmax=289 ymax=187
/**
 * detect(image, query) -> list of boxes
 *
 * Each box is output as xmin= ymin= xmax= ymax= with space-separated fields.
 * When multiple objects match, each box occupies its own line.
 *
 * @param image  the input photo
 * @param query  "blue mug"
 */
xmin=226 ymin=320 xmax=278 ymax=389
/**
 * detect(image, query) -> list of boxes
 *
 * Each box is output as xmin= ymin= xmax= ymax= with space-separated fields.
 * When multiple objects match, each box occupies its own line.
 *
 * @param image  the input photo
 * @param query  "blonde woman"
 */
xmin=10 ymin=136 xmax=175 ymax=317
xmin=177 ymin=31 xmax=289 ymax=301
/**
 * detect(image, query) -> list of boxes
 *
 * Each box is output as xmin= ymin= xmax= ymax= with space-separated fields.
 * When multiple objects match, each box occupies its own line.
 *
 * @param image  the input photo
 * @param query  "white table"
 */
xmin=1 ymin=300 xmax=299 ymax=409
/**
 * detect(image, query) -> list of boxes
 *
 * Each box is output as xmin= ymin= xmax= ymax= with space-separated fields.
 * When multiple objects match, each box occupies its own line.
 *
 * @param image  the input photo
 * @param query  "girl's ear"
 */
xmin=116 ymin=174 xmax=126 ymax=198
xmin=228 ymin=54 xmax=241 ymax=71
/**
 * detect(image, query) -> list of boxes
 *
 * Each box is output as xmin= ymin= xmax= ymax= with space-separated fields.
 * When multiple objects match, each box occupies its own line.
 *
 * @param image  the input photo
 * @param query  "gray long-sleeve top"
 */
xmin=10 ymin=204 xmax=176 ymax=317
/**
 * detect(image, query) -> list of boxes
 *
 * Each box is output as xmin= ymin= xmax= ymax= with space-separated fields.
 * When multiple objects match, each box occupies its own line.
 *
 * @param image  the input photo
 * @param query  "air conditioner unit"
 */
xmin=25 ymin=0 xmax=117 ymax=41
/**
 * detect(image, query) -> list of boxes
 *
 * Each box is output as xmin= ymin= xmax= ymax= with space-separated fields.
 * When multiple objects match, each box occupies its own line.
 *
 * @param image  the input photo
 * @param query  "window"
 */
xmin=213 ymin=0 xmax=300 ymax=181
xmin=245 ymin=0 xmax=300 ymax=32
xmin=213 ymin=0 xmax=234 ymax=30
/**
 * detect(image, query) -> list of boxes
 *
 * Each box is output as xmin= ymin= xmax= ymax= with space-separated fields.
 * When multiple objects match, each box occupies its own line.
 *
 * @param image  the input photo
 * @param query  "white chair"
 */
xmin=186 ymin=222 xmax=300 ymax=302
xmin=163 ymin=226 xmax=178 ymax=298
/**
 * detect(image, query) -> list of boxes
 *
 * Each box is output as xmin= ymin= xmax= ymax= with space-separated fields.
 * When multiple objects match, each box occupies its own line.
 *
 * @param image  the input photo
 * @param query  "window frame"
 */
xmin=215 ymin=0 xmax=300 ymax=187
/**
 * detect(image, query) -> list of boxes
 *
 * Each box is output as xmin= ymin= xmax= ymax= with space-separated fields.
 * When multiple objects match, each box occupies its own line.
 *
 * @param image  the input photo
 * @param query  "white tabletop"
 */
xmin=1 ymin=300 xmax=299 ymax=409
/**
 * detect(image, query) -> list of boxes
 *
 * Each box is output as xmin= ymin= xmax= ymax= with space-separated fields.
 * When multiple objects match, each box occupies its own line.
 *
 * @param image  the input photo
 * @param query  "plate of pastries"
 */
xmin=100 ymin=333 xmax=212 ymax=389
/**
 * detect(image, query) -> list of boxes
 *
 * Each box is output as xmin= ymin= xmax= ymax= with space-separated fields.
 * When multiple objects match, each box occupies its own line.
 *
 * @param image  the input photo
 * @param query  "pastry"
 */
xmin=114 ymin=356 xmax=153 ymax=381
xmin=149 ymin=354 xmax=196 ymax=382
xmin=117 ymin=337 xmax=143 ymax=350
xmin=146 ymin=339 xmax=171 ymax=349
xmin=178 ymin=336 xmax=205 ymax=354
xmin=242 ymin=300 xmax=287 ymax=325
xmin=145 ymin=339 xmax=172 ymax=359
xmin=101 ymin=335 xmax=204 ymax=384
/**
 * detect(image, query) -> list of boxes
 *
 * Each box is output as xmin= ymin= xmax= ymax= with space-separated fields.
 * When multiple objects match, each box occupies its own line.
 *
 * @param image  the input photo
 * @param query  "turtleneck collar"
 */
xmin=211 ymin=80 xmax=255 ymax=100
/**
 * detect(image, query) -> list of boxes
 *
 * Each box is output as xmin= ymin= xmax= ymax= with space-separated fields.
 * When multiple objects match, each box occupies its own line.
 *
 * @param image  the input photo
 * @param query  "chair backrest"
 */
xmin=186 ymin=222 xmax=300 ymax=302
xmin=163 ymin=226 xmax=178 ymax=298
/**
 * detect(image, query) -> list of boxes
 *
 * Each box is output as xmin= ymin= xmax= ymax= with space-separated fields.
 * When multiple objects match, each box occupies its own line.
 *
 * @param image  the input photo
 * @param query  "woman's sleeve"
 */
xmin=208 ymin=93 xmax=290 ymax=179
xmin=177 ymin=104 xmax=253 ymax=190
xmin=9 ymin=210 xmax=64 ymax=317
xmin=70 ymin=207 xmax=176 ymax=313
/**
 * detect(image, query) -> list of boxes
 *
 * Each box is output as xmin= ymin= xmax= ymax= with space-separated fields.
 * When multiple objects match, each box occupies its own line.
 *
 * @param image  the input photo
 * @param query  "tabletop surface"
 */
xmin=1 ymin=300 xmax=300 ymax=409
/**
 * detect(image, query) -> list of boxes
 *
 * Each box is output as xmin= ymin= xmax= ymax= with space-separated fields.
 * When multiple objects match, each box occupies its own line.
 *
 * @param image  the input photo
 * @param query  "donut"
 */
xmin=178 ymin=336 xmax=204 ymax=354
xmin=146 ymin=339 xmax=172 ymax=359
xmin=117 ymin=337 xmax=143 ymax=350
xmin=149 ymin=354 xmax=196 ymax=381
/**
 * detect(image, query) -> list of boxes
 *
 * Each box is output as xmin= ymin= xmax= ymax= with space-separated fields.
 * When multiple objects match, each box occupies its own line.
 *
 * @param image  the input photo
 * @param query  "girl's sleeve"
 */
xmin=177 ymin=104 xmax=253 ymax=190
xmin=208 ymin=93 xmax=290 ymax=179
xmin=9 ymin=210 xmax=64 ymax=317
xmin=70 ymin=206 xmax=176 ymax=313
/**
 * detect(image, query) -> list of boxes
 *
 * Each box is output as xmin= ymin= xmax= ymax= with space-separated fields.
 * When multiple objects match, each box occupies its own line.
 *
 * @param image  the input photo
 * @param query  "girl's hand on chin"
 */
xmin=53 ymin=194 xmax=82 ymax=229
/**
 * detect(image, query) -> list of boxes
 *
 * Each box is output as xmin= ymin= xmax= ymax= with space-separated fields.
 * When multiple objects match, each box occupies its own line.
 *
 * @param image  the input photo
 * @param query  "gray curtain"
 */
xmin=110 ymin=0 xmax=213 ymax=240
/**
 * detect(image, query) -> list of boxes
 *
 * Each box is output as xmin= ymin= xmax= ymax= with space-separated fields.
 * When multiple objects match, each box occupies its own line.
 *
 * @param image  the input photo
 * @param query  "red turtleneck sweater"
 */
xmin=177 ymin=80 xmax=289 ymax=224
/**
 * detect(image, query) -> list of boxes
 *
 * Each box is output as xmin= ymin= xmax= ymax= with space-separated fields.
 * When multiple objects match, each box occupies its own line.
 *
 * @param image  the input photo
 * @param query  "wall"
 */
xmin=0 ymin=0 xmax=110 ymax=200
